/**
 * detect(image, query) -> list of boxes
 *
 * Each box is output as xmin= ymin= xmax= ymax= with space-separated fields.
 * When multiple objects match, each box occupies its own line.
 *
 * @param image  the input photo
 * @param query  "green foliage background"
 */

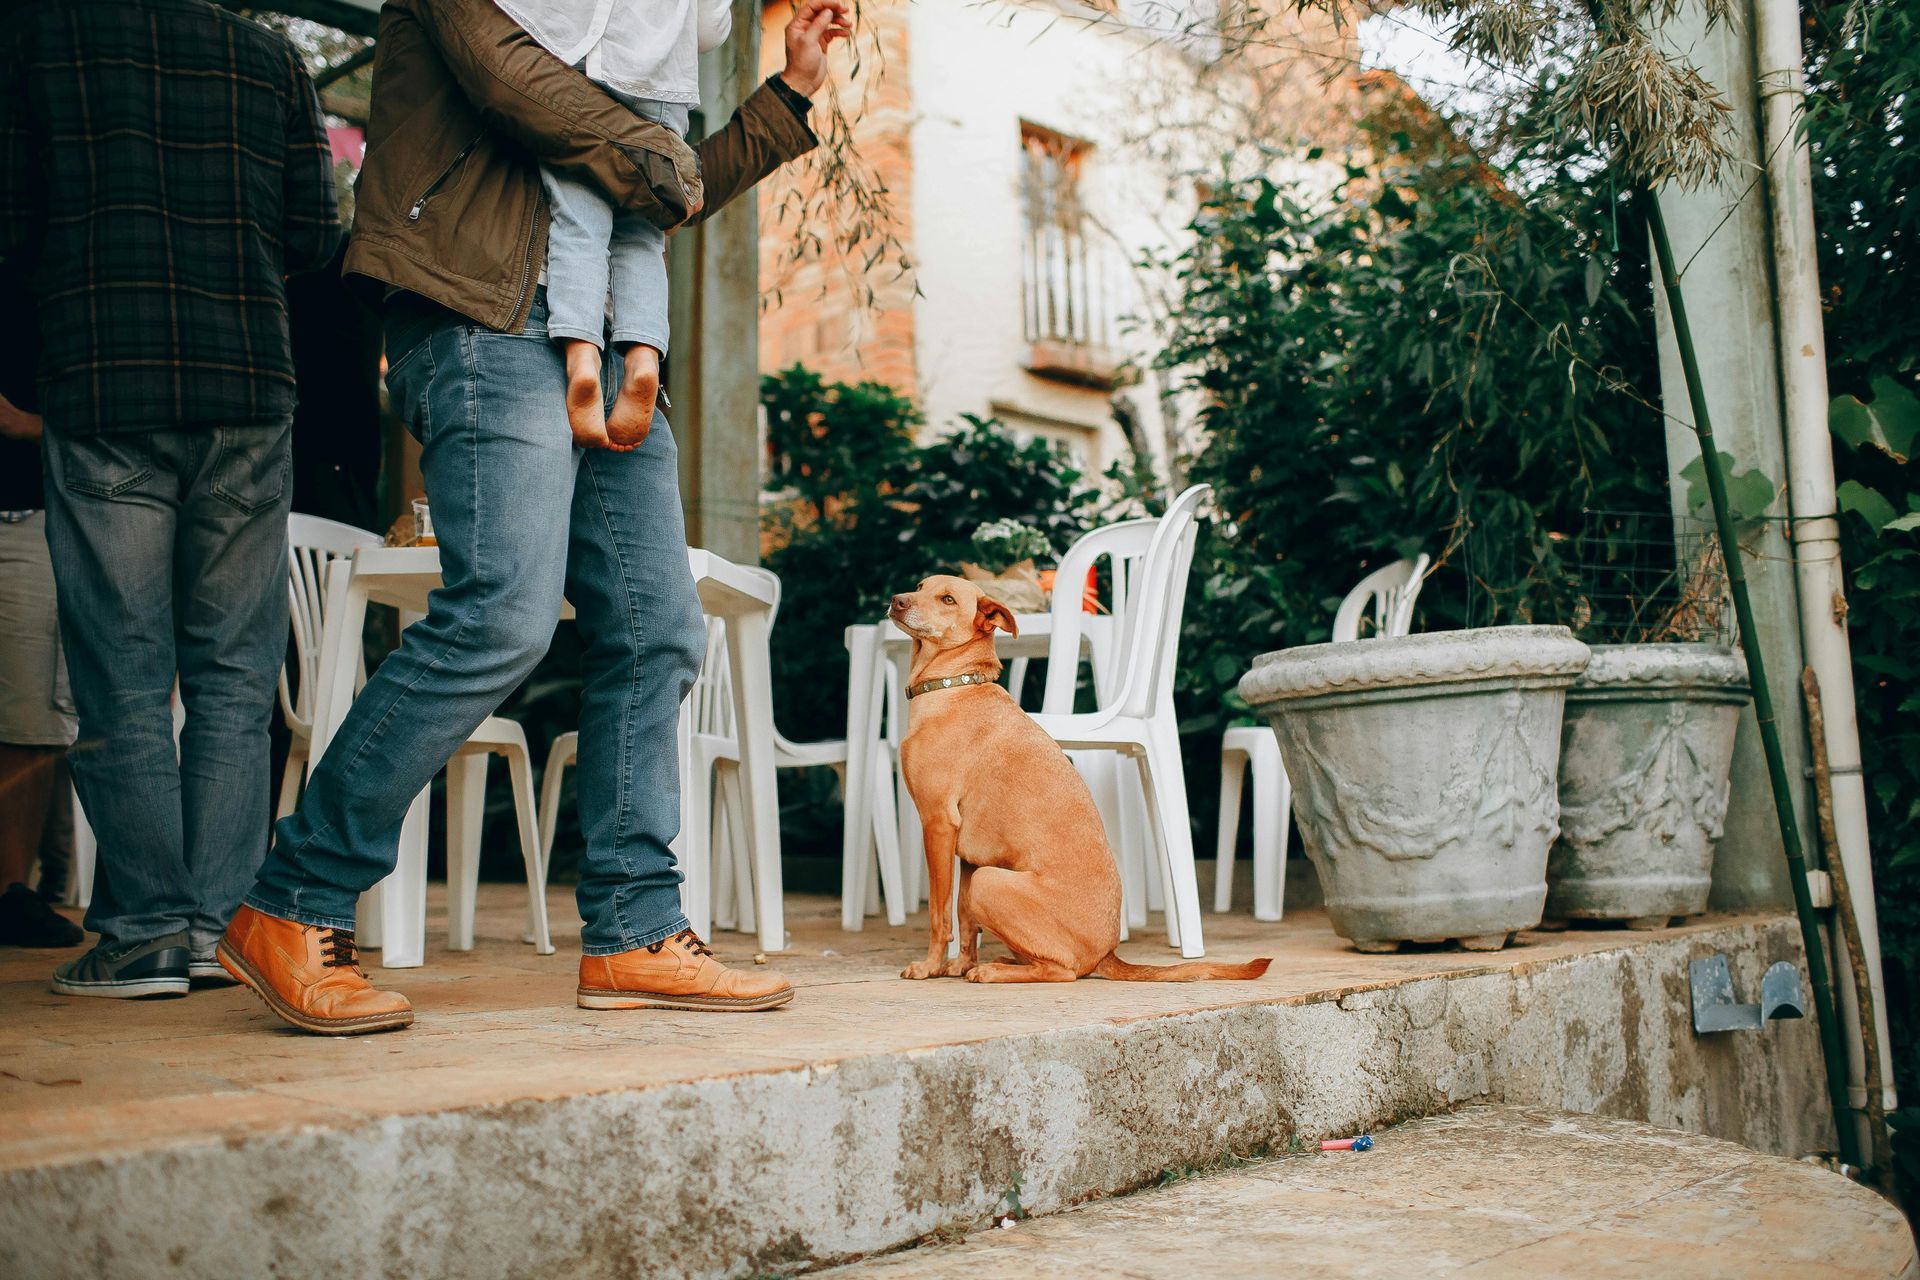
xmin=1154 ymin=109 xmax=1668 ymax=769
xmin=1804 ymin=0 xmax=1920 ymax=1105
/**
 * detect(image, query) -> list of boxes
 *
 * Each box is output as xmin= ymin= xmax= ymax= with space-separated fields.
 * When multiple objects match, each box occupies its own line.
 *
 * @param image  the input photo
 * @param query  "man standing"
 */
xmin=216 ymin=0 xmax=849 ymax=1034
xmin=0 ymin=0 xmax=341 ymax=997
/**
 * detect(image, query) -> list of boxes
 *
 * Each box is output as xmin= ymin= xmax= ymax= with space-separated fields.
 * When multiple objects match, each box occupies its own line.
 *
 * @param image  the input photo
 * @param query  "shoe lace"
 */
xmin=646 ymin=928 xmax=714 ymax=958
xmin=320 ymin=928 xmax=361 ymax=971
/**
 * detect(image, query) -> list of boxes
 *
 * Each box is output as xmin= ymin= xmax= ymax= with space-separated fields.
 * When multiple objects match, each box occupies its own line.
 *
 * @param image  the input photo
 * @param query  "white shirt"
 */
xmin=494 ymin=0 xmax=733 ymax=105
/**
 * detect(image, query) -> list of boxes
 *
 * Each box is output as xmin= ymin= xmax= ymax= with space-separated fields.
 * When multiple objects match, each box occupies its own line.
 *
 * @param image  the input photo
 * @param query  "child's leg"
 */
xmin=605 ymin=214 xmax=670 ymax=446
xmin=605 ymin=99 xmax=690 ymax=448
xmin=538 ymin=165 xmax=618 ymax=450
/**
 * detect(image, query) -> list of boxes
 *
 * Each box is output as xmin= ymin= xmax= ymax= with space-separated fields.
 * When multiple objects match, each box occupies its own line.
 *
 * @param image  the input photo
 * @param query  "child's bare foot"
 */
xmin=606 ymin=344 xmax=661 ymax=447
xmin=564 ymin=341 xmax=614 ymax=449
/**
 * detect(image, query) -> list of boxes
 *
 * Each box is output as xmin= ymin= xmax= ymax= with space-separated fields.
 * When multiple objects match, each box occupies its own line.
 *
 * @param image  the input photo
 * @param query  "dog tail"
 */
xmin=1092 ymin=952 xmax=1272 ymax=982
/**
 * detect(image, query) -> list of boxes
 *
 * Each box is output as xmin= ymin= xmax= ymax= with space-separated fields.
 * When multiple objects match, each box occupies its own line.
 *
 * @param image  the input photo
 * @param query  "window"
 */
xmin=1020 ymin=123 xmax=1118 ymax=385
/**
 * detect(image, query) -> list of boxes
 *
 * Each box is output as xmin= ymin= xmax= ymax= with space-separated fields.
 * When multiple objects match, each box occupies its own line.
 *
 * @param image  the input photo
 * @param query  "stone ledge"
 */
xmin=0 ymin=906 xmax=1831 ymax=1279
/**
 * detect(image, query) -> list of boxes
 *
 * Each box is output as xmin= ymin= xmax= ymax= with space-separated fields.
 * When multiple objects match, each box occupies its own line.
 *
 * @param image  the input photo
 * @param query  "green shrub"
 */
xmin=1806 ymin=0 xmax=1920 ymax=1104
xmin=1155 ymin=115 xmax=1668 ymax=762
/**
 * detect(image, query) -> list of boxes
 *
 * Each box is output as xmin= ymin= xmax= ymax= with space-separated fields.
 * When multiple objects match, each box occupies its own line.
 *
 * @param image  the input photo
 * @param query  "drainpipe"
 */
xmin=1754 ymin=0 xmax=1898 ymax=1150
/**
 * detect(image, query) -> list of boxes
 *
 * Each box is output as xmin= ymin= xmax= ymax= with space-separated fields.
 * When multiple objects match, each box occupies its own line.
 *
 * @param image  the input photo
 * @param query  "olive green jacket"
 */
xmin=342 ymin=0 xmax=815 ymax=332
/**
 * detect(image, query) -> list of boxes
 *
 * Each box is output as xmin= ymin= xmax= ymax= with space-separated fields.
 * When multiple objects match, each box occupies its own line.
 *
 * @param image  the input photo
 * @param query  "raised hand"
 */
xmin=778 ymin=0 xmax=852 ymax=99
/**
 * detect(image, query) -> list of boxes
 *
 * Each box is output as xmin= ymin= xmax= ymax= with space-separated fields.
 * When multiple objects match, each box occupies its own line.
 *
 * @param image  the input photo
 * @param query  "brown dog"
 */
xmin=889 ymin=574 xmax=1271 ymax=983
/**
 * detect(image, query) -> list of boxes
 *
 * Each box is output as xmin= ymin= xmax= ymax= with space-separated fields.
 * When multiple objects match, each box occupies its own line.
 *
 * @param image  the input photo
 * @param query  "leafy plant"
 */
xmin=1805 ymin=0 xmax=1920 ymax=1104
xmin=1679 ymin=450 xmax=1778 ymax=523
xmin=1154 ymin=98 xmax=1668 ymax=781
xmin=970 ymin=520 xmax=1053 ymax=572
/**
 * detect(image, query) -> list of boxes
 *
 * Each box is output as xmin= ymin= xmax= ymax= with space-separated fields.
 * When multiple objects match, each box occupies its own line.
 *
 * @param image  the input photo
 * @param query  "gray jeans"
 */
xmin=41 ymin=423 xmax=291 ymax=951
xmin=540 ymin=95 xmax=690 ymax=355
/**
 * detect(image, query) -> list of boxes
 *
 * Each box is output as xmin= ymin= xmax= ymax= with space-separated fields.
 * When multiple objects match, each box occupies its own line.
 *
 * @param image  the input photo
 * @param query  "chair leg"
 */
xmin=1140 ymin=767 xmax=1166 ymax=917
xmin=366 ymin=787 xmax=430 ymax=967
xmin=537 ymin=739 xmax=573 ymax=887
xmin=1215 ymin=745 xmax=1248 ymax=913
xmin=720 ymin=762 xmax=756 ymax=934
xmin=1155 ymin=818 xmax=1183 ymax=950
xmin=682 ymin=749 xmax=715 ymax=941
xmin=1252 ymin=737 xmax=1292 ymax=923
xmin=533 ymin=739 xmax=573 ymax=945
xmin=839 ymin=631 xmax=881 ymax=934
xmin=69 ymin=783 xmax=95 ymax=911
xmin=1006 ymin=656 xmax=1029 ymax=706
xmin=890 ymin=759 xmax=921 ymax=909
xmin=1081 ymin=752 xmax=1139 ymax=937
xmin=1139 ymin=731 xmax=1206 ymax=959
xmin=869 ymin=750 xmax=907 ymax=927
xmin=886 ymin=658 xmax=924 ymax=910
xmin=276 ymin=740 xmax=307 ymax=821
xmin=711 ymin=767 xmax=736 ymax=932
xmin=504 ymin=740 xmax=552 ymax=955
xmin=445 ymin=752 xmax=487 ymax=951
xmin=864 ymin=815 xmax=883 ymax=919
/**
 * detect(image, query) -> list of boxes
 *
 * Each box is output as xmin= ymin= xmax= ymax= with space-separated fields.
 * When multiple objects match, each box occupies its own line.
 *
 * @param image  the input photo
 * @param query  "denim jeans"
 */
xmin=540 ymin=96 xmax=689 ymax=355
xmin=246 ymin=289 xmax=705 ymax=954
xmin=41 ymin=422 xmax=292 ymax=951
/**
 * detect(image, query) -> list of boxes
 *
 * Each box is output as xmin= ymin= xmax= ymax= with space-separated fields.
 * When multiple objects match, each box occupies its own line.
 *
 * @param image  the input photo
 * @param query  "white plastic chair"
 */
xmin=1027 ymin=514 xmax=1162 ymax=936
xmin=277 ymin=515 xmax=380 ymax=820
xmin=1030 ymin=484 xmax=1210 ymax=957
xmin=279 ymin=513 xmax=551 ymax=955
xmin=719 ymin=568 xmax=904 ymax=934
xmin=536 ymin=565 xmax=895 ymax=940
xmin=1214 ymin=553 xmax=1430 ymax=919
xmin=1332 ymin=554 xmax=1432 ymax=647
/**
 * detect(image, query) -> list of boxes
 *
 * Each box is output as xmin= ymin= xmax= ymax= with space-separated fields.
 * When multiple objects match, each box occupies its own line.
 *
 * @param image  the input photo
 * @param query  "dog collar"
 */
xmin=906 ymin=672 xmax=996 ymax=699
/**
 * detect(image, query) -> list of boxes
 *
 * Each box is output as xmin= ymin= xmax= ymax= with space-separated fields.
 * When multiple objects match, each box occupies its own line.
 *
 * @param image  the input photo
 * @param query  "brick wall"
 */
xmin=757 ymin=0 xmax=918 ymax=396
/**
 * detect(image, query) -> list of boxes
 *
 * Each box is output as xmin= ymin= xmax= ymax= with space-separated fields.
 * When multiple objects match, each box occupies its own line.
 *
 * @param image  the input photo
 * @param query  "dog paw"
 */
xmin=900 ymin=960 xmax=941 ymax=980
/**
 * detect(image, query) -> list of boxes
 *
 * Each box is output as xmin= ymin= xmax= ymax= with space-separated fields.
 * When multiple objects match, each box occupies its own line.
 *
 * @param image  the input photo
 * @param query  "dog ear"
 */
xmin=975 ymin=596 xmax=1018 ymax=637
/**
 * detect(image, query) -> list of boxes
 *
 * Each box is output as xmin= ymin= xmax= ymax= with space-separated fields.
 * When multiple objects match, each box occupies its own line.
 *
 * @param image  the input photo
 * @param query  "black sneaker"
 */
xmin=0 ymin=883 xmax=84 ymax=948
xmin=50 ymin=933 xmax=190 ymax=999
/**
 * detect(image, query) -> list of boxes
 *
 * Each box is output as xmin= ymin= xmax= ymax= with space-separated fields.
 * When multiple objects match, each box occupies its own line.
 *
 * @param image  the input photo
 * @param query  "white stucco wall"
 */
xmin=906 ymin=0 xmax=1214 ymax=478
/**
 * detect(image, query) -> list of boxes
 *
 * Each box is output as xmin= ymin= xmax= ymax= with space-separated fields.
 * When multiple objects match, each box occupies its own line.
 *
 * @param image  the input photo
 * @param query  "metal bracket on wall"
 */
xmin=1689 ymin=955 xmax=1807 ymax=1033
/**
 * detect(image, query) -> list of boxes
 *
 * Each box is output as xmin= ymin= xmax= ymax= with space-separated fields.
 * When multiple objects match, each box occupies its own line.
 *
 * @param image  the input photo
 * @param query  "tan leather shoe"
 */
xmin=578 ymin=929 xmax=793 ymax=1012
xmin=217 ymin=904 xmax=413 ymax=1035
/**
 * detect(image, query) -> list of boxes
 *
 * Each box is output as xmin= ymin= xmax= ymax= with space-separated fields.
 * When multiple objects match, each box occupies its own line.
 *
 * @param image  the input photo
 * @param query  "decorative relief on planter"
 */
xmin=1557 ymin=701 xmax=1731 ymax=854
xmin=1548 ymin=644 xmax=1749 ymax=925
xmin=1241 ymin=626 xmax=1590 ymax=952
xmin=1279 ymin=689 xmax=1559 ymax=865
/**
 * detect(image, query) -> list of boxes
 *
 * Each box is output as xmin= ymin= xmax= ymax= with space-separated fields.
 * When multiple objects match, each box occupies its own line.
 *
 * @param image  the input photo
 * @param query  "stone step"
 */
xmin=821 ymin=1106 xmax=1918 ymax=1279
xmin=0 ymin=892 xmax=1838 ymax=1278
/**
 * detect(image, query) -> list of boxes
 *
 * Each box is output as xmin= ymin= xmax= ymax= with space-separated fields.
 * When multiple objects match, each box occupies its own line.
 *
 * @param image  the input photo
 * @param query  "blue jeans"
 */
xmin=41 ymin=422 xmax=292 ymax=952
xmin=246 ymin=289 xmax=705 ymax=954
xmin=540 ymin=96 xmax=689 ymax=354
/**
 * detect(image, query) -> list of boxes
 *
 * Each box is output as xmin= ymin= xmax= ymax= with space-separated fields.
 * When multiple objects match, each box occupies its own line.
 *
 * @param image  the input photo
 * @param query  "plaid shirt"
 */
xmin=0 ymin=0 xmax=341 ymax=434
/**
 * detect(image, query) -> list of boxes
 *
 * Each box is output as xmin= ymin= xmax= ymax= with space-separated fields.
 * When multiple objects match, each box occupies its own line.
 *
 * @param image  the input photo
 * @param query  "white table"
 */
xmin=307 ymin=545 xmax=786 ymax=965
xmin=839 ymin=611 xmax=1108 ymax=929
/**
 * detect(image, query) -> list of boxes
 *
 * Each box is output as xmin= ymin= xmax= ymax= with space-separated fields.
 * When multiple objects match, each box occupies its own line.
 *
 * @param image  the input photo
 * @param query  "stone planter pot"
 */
xmin=1238 ymin=626 xmax=1590 ymax=952
xmin=1547 ymin=643 xmax=1750 ymax=928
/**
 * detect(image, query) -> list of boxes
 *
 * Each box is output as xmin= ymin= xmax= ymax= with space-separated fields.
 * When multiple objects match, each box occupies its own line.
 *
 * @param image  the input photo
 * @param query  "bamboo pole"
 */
xmin=1803 ymin=669 xmax=1892 ymax=1183
xmin=1644 ymin=192 xmax=1861 ymax=1169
